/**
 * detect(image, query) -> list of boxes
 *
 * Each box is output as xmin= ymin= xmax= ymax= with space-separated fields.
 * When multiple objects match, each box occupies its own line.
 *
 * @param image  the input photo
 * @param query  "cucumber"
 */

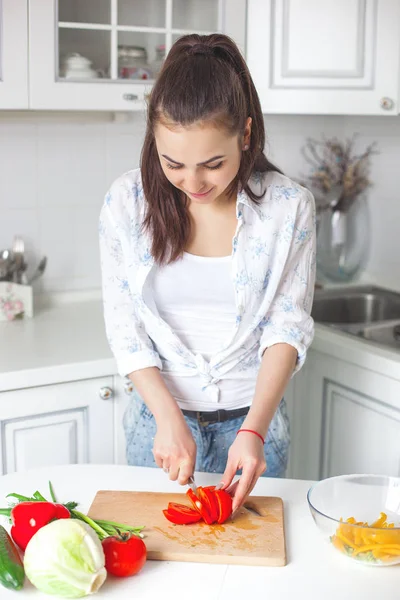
xmin=0 ymin=525 xmax=25 ymax=590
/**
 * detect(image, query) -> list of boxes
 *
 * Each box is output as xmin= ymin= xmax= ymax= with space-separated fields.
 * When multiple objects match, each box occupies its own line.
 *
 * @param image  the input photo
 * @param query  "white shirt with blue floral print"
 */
xmin=99 ymin=168 xmax=316 ymax=407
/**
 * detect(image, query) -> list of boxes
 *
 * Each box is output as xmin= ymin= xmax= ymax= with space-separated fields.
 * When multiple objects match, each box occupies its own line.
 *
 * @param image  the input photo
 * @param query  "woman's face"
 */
xmin=155 ymin=119 xmax=250 ymax=205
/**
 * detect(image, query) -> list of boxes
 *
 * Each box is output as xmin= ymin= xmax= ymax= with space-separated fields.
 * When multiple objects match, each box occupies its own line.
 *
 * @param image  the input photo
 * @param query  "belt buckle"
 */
xmin=196 ymin=412 xmax=207 ymax=426
xmin=198 ymin=411 xmax=214 ymax=426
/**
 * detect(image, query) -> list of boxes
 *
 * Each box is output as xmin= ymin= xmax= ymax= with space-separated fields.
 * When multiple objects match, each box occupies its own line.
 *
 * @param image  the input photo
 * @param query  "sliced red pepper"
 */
xmin=214 ymin=489 xmax=233 ymax=524
xmin=10 ymin=501 xmax=70 ymax=551
xmin=167 ymin=502 xmax=201 ymax=517
xmin=197 ymin=486 xmax=218 ymax=524
xmin=163 ymin=506 xmax=202 ymax=525
xmin=186 ymin=488 xmax=213 ymax=525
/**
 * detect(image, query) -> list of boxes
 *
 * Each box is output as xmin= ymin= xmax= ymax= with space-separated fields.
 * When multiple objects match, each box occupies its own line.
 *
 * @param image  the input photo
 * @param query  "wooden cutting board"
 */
xmin=88 ymin=491 xmax=286 ymax=566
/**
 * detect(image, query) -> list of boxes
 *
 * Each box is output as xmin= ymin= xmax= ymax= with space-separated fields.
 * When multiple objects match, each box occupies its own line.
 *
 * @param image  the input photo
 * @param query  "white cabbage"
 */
xmin=24 ymin=519 xmax=107 ymax=598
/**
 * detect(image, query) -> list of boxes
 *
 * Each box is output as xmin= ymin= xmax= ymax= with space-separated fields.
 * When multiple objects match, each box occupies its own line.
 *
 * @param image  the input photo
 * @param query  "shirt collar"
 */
xmin=236 ymin=184 xmax=264 ymax=220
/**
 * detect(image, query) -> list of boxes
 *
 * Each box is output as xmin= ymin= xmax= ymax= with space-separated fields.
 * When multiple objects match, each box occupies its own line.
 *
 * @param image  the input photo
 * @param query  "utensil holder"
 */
xmin=0 ymin=282 xmax=33 ymax=321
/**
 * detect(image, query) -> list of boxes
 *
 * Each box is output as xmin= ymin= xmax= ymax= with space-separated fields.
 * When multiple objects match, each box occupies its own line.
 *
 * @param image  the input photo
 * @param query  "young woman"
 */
xmin=99 ymin=33 xmax=316 ymax=513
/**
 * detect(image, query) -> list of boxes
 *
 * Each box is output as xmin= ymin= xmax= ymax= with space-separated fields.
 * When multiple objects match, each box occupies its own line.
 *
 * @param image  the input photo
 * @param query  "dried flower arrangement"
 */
xmin=301 ymin=135 xmax=378 ymax=213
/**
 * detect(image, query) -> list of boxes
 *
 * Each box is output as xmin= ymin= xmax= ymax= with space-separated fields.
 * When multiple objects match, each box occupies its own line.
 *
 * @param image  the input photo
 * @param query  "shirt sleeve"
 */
xmin=99 ymin=195 xmax=162 ymax=377
xmin=258 ymin=188 xmax=316 ymax=375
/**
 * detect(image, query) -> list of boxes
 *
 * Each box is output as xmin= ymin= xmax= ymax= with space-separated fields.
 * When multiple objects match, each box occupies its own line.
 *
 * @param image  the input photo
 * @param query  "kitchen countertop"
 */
xmin=0 ymin=300 xmax=116 ymax=391
xmin=0 ymin=464 xmax=398 ymax=599
xmin=1 ymin=295 xmax=400 ymax=392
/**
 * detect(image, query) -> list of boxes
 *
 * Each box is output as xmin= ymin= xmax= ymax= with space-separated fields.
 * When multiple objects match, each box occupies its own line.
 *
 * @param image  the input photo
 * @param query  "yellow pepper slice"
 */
xmin=371 ymin=512 xmax=388 ymax=528
xmin=332 ymin=513 xmax=400 ymax=562
xmin=353 ymin=544 xmax=400 ymax=556
xmin=335 ymin=530 xmax=358 ymax=549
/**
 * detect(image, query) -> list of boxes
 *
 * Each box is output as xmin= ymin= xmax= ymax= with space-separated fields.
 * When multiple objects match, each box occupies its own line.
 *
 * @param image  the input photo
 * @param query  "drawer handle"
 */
xmin=380 ymin=97 xmax=394 ymax=110
xmin=123 ymin=93 xmax=139 ymax=101
xmin=99 ymin=386 xmax=114 ymax=400
xmin=124 ymin=381 xmax=134 ymax=395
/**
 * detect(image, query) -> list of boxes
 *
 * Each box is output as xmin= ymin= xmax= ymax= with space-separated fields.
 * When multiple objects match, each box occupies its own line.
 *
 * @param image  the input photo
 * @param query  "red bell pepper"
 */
xmin=10 ymin=501 xmax=70 ymax=550
xmin=167 ymin=502 xmax=202 ymax=519
xmin=162 ymin=486 xmax=233 ymax=526
xmin=163 ymin=502 xmax=202 ymax=525
xmin=197 ymin=486 xmax=219 ymax=524
xmin=214 ymin=489 xmax=233 ymax=524
xmin=186 ymin=488 xmax=214 ymax=525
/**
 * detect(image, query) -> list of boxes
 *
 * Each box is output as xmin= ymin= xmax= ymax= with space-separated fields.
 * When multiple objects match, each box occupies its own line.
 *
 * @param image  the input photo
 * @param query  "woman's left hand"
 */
xmin=219 ymin=432 xmax=267 ymax=513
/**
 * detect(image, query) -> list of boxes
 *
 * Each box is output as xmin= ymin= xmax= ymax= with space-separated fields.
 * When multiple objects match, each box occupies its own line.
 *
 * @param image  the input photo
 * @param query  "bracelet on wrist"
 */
xmin=236 ymin=428 xmax=265 ymax=445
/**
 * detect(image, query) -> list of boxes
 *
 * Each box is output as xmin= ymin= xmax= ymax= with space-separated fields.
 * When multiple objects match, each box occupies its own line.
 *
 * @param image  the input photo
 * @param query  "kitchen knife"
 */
xmin=188 ymin=475 xmax=197 ymax=494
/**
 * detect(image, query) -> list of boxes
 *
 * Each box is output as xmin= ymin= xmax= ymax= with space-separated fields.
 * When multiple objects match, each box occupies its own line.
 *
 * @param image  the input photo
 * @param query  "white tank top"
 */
xmin=152 ymin=252 xmax=257 ymax=410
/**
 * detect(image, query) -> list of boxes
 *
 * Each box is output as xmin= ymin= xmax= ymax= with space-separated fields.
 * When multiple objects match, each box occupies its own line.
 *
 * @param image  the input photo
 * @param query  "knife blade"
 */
xmin=188 ymin=475 xmax=197 ymax=494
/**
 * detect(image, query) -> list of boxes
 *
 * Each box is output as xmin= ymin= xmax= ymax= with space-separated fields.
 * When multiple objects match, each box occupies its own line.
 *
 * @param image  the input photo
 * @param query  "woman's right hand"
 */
xmin=153 ymin=416 xmax=196 ymax=485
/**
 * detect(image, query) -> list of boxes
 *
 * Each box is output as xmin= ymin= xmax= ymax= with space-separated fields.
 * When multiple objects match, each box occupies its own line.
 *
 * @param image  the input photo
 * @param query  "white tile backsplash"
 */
xmin=0 ymin=208 xmax=40 ymax=269
xmin=0 ymin=111 xmax=399 ymax=293
xmin=37 ymin=127 xmax=107 ymax=208
xmin=0 ymin=127 xmax=37 ymax=210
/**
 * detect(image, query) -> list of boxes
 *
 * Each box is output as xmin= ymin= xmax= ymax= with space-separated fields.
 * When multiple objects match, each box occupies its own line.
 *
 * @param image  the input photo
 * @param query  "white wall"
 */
xmin=0 ymin=111 xmax=399 ymax=294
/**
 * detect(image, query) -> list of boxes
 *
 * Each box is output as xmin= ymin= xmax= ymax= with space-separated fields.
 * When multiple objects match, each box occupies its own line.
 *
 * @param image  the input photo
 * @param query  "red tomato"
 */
xmin=102 ymin=533 xmax=147 ymax=577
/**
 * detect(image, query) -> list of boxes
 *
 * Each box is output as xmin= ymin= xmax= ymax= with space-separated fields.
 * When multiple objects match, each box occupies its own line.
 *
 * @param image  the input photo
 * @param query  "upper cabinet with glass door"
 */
xmin=28 ymin=0 xmax=246 ymax=111
xmin=0 ymin=0 xmax=29 ymax=109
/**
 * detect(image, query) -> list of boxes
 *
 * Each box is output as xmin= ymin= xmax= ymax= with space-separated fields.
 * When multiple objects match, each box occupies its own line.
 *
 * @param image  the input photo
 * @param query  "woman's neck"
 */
xmin=185 ymin=195 xmax=238 ymax=257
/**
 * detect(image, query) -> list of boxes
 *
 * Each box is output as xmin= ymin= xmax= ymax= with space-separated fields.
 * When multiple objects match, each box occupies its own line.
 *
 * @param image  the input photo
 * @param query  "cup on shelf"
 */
xmin=62 ymin=53 xmax=99 ymax=79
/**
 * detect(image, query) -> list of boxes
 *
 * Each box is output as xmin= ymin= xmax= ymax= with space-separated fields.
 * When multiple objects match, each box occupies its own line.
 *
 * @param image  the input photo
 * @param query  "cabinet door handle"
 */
xmin=124 ymin=381 xmax=135 ymax=395
xmin=123 ymin=93 xmax=139 ymax=101
xmin=99 ymin=386 xmax=114 ymax=400
xmin=380 ymin=97 xmax=394 ymax=110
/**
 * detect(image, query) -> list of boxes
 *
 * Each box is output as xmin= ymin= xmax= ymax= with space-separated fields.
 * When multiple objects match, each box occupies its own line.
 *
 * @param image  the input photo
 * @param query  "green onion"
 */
xmin=0 ymin=481 xmax=146 ymax=541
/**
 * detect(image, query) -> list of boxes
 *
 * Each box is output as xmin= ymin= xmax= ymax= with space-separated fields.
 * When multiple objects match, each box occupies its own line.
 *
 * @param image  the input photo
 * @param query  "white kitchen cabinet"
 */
xmin=0 ymin=377 xmax=115 ymax=474
xmin=0 ymin=0 xmax=29 ymax=109
xmin=290 ymin=348 xmax=400 ymax=480
xmin=247 ymin=0 xmax=400 ymax=115
xmin=112 ymin=375 xmax=135 ymax=465
xmin=28 ymin=0 xmax=247 ymax=111
xmin=282 ymin=376 xmax=295 ymax=478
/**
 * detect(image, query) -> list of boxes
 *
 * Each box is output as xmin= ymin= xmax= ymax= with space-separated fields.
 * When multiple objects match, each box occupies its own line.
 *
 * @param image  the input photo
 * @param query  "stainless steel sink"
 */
xmin=311 ymin=286 xmax=400 ymax=350
xmin=362 ymin=321 xmax=400 ymax=347
xmin=312 ymin=286 xmax=400 ymax=325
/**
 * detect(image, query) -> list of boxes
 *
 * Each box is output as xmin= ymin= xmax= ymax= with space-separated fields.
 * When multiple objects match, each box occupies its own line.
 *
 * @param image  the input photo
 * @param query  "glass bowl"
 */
xmin=307 ymin=474 xmax=400 ymax=566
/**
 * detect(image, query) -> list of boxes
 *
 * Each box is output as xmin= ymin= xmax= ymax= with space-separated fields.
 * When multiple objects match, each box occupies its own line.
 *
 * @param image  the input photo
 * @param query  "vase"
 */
xmin=316 ymin=194 xmax=370 ymax=283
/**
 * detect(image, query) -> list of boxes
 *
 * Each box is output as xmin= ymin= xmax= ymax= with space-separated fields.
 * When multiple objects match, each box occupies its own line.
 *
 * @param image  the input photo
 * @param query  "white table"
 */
xmin=0 ymin=465 xmax=397 ymax=599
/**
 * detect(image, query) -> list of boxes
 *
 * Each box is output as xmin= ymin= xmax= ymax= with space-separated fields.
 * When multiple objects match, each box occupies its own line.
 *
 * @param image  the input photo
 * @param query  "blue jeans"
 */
xmin=123 ymin=391 xmax=290 ymax=478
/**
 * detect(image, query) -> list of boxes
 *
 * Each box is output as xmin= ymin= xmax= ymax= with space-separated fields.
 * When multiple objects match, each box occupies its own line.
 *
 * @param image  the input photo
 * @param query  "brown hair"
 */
xmin=141 ymin=33 xmax=282 ymax=264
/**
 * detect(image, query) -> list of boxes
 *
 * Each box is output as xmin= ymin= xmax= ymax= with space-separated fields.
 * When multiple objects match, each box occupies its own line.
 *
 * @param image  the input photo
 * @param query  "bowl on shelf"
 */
xmin=307 ymin=474 xmax=400 ymax=566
